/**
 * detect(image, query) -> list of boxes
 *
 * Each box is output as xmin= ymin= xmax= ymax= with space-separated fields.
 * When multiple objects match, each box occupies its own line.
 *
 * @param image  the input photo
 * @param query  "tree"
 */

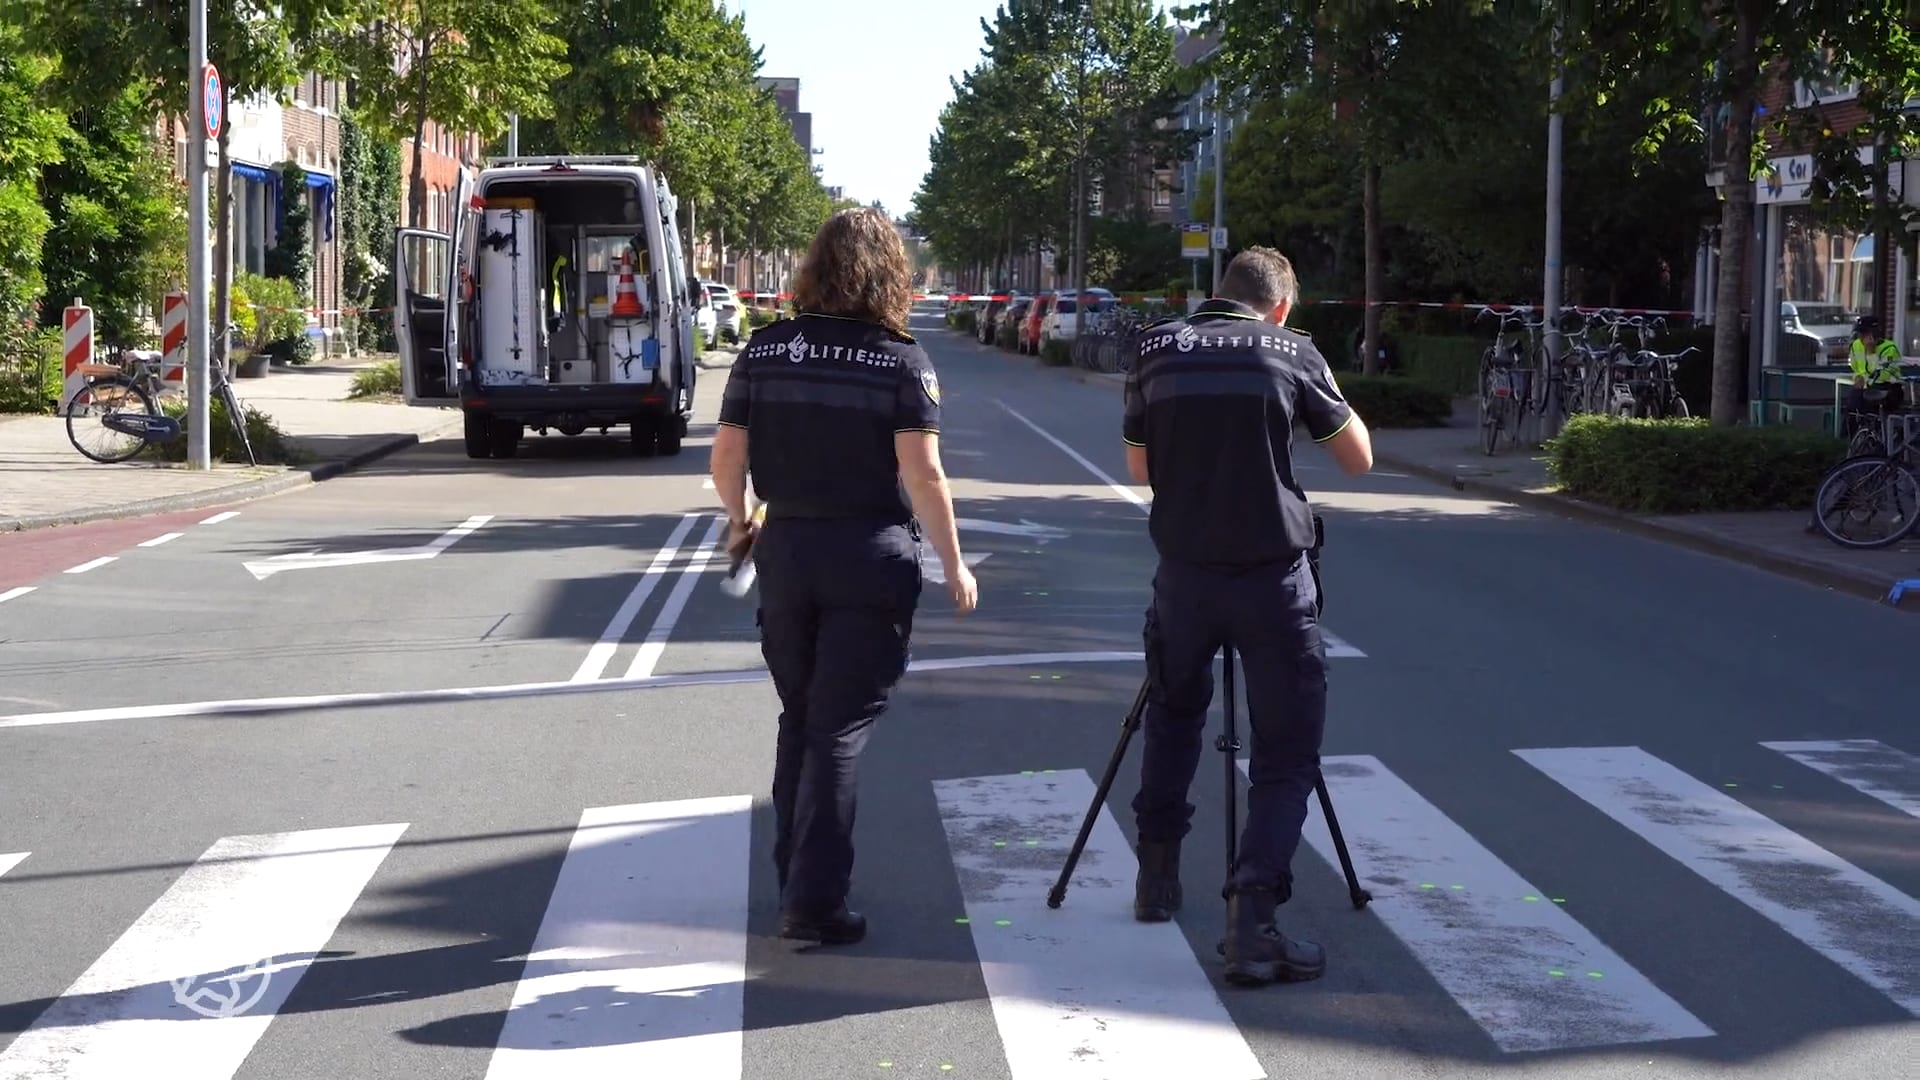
xmin=27 ymin=0 xmax=341 ymax=367
xmin=325 ymin=0 xmax=567 ymax=229
xmin=1184 ymin=0 xmax=1497 ymax=374
xmin=0 ymin=16 xmax=65 ymax=406
xmin=1560 ymin=0 xmax=1920 ymax=424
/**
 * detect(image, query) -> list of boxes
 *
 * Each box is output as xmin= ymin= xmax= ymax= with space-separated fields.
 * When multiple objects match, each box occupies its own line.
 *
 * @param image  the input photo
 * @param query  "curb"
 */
xmin=1371 ymin=451 xmax=1908 ymax=609
xmin=992 ymin=337 xmax=1910 ymax=610
xmin=0 ymin=427 xmax=447 ymax=534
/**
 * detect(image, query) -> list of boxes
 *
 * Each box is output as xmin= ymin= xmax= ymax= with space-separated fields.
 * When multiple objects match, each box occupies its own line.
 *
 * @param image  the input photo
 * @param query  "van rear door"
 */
xmin=390 ymin=168 xmax=472 ymax=406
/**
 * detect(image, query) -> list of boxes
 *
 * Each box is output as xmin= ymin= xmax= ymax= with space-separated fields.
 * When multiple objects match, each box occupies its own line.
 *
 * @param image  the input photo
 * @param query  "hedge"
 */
xmin=1335 ymin=374 xmax=1452 ymax=428
xmin=1546 ymin=414 xmax=1844 ymax=514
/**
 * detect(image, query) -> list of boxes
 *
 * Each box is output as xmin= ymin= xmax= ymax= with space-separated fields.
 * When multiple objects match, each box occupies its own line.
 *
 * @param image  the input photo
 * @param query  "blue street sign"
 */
xmin=203 ymin=64 xmax=223 ymax=140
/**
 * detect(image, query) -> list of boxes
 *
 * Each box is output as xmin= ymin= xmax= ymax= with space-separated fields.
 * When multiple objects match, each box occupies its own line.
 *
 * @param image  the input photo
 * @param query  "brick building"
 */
xmin=161 ymin=74 xmax=345 ymax=347
xmin=1700 ymin=54 xmax=1920 ymax=387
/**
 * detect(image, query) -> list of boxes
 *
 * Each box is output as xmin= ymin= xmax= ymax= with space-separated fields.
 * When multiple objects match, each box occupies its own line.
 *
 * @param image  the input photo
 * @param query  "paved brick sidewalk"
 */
xmin=0 ymin=358 xmax=459 ymax=532
xmin=1042 ymin=360 xmax=1920 ymax=609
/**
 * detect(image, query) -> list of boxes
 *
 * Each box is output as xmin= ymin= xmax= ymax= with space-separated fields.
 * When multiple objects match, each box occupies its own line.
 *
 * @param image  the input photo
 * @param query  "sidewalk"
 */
xmin=0 ymin=357 xmax=459 ymax=532
xmin=1047 ymin=363 xmax=1920 ymax=608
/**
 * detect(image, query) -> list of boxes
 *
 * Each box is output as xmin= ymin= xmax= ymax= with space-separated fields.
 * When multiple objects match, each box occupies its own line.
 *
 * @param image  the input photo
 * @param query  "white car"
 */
xmin=704 ymin=282 xmax=744 ymax=343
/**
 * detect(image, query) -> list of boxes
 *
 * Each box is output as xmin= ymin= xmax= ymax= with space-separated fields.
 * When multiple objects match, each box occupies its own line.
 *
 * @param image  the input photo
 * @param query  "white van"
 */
xmin=391 ymin=155 xmax=704 ymax=460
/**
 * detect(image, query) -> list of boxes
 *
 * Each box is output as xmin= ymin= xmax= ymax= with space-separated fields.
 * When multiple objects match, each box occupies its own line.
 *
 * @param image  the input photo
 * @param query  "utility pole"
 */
xmin=186 ymin=0 xmax=211 ymax=470
xmin=1211 ymin=75 xmax=1226 ymax=296
xmin=1071 ymin=1 xmax=1091 ymax=344
xmin=1540 ymin=13 xmax=1565 ymax=444
xmin=508 ymin=113 xmax=520 ymax=157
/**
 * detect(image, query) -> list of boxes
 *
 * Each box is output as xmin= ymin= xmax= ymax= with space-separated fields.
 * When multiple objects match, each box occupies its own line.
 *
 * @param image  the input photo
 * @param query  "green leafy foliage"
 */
xmin=348 ymin=359 xmax=402 ymax=399
xmin=914 ymin=0 xmax=1198 ymax=284
xmin=1332 ymin=374 xmax=1452 ymax=429
xmin=1546 ymin=414 xmax=1845 ymax=513
xmin=340 ymin=110 xmax=402 ymax=352
xmin=325 ymin=0 xmax=569 ymax=227
xmin=149 ymin=395 xmax=303 ymax=466
xmin=264 ymin=163 xmax=313 ymax=301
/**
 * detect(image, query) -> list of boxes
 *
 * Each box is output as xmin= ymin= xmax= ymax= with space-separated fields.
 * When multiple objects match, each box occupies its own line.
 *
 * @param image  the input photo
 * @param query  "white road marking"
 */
xmin=571 ymin=514 xmax=704 ymax=683
xmin=1517 ymin=745 xmax=1920 ymax=1016
xmin=486 ymin=797 xmax=751 ymax=1079
xmin=243 ymin=515 xmax=493 ymax=579
xmin=199 ymin=511 xmax=240 ymax=525
xmin=702 ymin=477 xmax=715 ymax=489
xmin=0 ymin=822 xmax=408 ymax=1080
xmin=932 ymin=770 xmax=1263 ymax=1080
xmin=0 ymin=651 xmax=1156 ymax=728
xmin=623 ymin=516 xmax=725 ymax=680
xmin=137 ymin=533 xmax=183 ymax=548
xmin=1243 ymin=756 xmax=1712 ymax=1052
xmin=1762 ymin=739 xmax=1920 ymax=820
xmin=923 ymin=551 xmax=991 ymax=585
xmin=955 ymin=517 xmax=1070 ymax=542
xmin=64 ymin=557 xmax=117 ymax=575
xmin=994 ymin=400 xmax=1147 ymax=510
xmin=0 ymin=852 xmax=25 ymax=878
xmin=0 ymin=587 xmax=34 ymax=605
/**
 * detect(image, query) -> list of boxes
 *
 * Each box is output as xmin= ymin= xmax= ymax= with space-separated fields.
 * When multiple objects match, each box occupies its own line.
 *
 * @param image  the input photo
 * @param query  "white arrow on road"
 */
xmin=244 ymin=516 xmax=494 ymax=580
xmin=924 ymin=551 xmax=991 ymax=586
xmin=954 ymin=517 xmax=1070 ymax=544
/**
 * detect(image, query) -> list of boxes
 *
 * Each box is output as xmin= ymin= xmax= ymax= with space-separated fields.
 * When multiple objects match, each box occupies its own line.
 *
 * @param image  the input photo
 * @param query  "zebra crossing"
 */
xmin=0 ymin=737 xmax=1914 ymax=1078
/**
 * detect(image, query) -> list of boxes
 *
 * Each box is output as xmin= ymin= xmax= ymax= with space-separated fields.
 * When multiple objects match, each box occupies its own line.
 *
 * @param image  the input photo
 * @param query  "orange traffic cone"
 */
xmin=611 ymin=251 xmax=644 ymax=318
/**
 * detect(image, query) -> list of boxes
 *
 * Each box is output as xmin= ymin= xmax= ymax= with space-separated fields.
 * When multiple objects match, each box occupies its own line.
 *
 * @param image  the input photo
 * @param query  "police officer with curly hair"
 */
xmin=1121 ymin=246 xmax=1374 ymax=987
xmin=709 ymin=207 xmax=978 ymax=947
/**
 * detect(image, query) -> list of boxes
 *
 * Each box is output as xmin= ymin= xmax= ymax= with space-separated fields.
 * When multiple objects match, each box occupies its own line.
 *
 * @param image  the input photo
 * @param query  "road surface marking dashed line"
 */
xmin=137 ymin=533 xmax=183 ymax=548
xmin=64 ymin=557 xmax=116 ymax=575
xmin=199 ymin=511 xmax=240 ymax=525
xmin=0 ymin=587 xmax=34 ymax=605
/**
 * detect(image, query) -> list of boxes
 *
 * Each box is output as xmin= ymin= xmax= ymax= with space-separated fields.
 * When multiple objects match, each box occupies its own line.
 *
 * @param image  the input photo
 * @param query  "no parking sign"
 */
xmin=203 ymin=63 xmax=223 ymax=140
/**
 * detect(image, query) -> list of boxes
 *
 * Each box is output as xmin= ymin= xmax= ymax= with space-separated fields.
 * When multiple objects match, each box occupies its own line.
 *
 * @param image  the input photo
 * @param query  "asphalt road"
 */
xmin=0 ymin=305 xmax=1915 ymax=1080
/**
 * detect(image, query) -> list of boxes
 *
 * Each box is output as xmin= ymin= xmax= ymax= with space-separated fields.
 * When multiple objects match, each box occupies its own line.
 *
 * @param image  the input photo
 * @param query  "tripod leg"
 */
xmin=1047 ymin=678 xmax=1150 ymax=909
xmin=1215 ymin=646 xmax=1240 ymax=884
xmin=1314 ymin=773 xmax=1372 ymax=909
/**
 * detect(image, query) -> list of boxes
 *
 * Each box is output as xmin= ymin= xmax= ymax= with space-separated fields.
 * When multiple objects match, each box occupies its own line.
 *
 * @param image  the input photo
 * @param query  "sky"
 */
xmin=735 ymin=1 xmax=1185 ymax=220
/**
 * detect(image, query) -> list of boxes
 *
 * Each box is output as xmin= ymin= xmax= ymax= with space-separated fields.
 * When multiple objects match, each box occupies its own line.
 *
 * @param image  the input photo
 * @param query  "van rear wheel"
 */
xmin=463 ymin=410 xmax=491 ymax=460
xmin=655 ymin=420 xmax=682 ymax=457
xmin=630 ymin=417 xmax=658 ymax=457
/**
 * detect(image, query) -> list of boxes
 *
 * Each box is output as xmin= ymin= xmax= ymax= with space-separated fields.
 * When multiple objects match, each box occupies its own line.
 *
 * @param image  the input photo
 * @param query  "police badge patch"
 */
xmin=786 ymin=332 xmax=808 ymax=363
xmin=919 ymin=368 xmax=940 ymax=404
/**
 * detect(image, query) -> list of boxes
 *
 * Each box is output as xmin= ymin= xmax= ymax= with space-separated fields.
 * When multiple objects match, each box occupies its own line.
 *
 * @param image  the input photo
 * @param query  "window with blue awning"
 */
xmin=229 ymin=161 xmax=336 ymax=242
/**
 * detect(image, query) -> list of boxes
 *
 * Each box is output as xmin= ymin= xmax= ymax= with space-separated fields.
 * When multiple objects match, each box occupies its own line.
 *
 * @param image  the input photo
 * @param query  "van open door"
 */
xmin=392 ymin=228 xmax=455 ymax=405
xmin=390 ymin=168 xmax=473 ymax=407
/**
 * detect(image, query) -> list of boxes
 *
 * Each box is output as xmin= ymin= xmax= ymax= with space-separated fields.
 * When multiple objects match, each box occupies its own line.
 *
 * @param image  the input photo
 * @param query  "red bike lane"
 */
xmin=0 ymin=507 xmax=240 ymax=596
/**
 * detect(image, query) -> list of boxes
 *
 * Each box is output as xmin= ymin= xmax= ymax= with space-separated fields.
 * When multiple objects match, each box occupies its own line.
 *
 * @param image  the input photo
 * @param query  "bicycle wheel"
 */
xmin=1812 ymin=456 xmax=1920 ymax=549
xmin=65 ymin=376 xmax=156 ymax=464
xmin=217 ymin=379 xmax=258 ymax=466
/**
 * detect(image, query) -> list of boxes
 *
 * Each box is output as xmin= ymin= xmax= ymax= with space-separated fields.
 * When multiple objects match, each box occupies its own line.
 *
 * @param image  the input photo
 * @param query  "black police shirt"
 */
xmin=718 ymin=312 xmax=941 ymax=522
xmin=1123 ymin=299 xmax=1354 ymax=567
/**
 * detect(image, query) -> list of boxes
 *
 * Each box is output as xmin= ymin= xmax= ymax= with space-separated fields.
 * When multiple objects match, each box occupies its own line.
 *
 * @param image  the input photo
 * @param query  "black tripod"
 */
xmin=1045 ymin=519 xmax=1372 ymax=913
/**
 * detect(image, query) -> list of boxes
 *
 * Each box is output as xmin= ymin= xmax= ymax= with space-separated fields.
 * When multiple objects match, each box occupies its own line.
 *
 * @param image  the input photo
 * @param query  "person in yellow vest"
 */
xmin=1846 ymin=315 xmax=1905 ymax=416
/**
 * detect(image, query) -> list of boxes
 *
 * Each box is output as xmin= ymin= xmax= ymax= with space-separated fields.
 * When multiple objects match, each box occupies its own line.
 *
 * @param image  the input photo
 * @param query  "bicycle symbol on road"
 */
xmin=172 ymin=956 xmax=273 ymax=1019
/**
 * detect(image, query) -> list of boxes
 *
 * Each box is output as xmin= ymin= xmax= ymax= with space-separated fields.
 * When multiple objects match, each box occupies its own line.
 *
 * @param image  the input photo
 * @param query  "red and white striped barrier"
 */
xmin=63 ymin=298 xmax=93 ymax=376
xmin=161 ymin=291 xmax=187 ymax=388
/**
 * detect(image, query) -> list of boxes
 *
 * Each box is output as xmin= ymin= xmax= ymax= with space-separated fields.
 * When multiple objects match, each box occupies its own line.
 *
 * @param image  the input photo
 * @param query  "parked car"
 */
xmin=1040 ymin=288 xmax=1116 ymax=348
xmin=1780 ymin=300 xmax=1856 ymax=364
xmin=1020 ymin=293 xmax=1055 ymax=354
xmin=978 ymin=291 xmax=1026 ymax=344
xmin=704 ymin=281 xmax=744 ymax=342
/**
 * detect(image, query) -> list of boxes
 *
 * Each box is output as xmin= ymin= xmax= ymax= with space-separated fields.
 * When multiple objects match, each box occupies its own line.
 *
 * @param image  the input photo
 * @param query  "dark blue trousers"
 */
xmin=754 ymin=517 xmax=923 ymax=918
xmin=1130 ymin=554 xmax=1328 ymax=900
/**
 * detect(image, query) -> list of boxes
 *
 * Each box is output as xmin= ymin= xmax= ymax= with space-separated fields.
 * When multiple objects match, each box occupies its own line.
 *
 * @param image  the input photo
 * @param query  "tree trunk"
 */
xmin=1711 ymin=6 xmax=1759 ymax=427
xmin=1361 ymin=159 xmax=1383 ymax=376
xmin=213 ymin=121 xmax=235 ymax=372
xmin=408 ymin=42 xmax=433 ymax=229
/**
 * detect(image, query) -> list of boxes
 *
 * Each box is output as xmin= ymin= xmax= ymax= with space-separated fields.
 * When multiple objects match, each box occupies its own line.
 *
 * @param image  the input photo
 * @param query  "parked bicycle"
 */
xmin=1474 ymin=307 xmax=1543 ymax=455
xmin=1810 ymin=409 xmax=1919 ymax=549
xmin=62 ymin=338 xmax=255 ymax=466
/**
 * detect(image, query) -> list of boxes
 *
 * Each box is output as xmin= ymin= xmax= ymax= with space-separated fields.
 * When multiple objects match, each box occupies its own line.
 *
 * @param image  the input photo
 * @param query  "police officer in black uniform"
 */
xmin=1121 ymin=246 xmax=1374 ymax=986
xmin=709 ymin=207 xmax=978 ymax=947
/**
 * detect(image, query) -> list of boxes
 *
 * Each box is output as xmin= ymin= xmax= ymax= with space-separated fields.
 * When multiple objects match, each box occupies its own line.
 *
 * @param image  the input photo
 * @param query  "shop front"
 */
xmin=1751 ymin=145 xmax=1915 ymax=371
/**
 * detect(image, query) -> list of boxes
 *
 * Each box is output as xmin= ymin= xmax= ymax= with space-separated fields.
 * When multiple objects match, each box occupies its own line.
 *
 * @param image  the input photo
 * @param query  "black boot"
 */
xmin=1133 ymin=839 xmax=1183 ymax=922
xmin=1221 ymin=887 xmax=1325 ymax=987
xmin=780 ymin=905 xmax=867 ymax=946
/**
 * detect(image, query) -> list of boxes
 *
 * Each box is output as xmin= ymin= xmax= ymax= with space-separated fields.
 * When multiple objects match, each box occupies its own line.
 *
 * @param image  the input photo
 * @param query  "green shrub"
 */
xmin=1546 ymin=414 xmax=1844 ymax=513
xmin=1335 ymin=374 xmax=1452 ymax=428
xmin=0 ymin=327 xmax=60 ymax=413
xmin=1038 ymin=337 xmax=1073 ymax=367
xmin=266 ymin=333 xmax=316 ymax=366
xmin=235 ymin=272 xmax=307 ymax=353
xmin=147 ymin=395 xmax=303 ymax=466
xmin=348 ymin=359 xmax=401 ymax=399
